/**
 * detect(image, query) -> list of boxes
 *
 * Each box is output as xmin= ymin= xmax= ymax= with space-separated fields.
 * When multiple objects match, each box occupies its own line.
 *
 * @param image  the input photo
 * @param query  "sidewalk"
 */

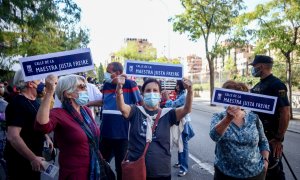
xmin=193 ymin=95 xmax=300 ymax=134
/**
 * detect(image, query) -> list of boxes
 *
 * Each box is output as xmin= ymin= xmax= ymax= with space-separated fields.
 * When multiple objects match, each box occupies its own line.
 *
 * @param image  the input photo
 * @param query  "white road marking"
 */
xmin=189 ymin=153 xmax=215 ymax=175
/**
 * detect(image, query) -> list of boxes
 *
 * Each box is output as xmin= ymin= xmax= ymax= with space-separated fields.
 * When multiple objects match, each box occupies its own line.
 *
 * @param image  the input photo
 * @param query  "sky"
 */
xmin=74 ymin=0 xmax=268 ymax=66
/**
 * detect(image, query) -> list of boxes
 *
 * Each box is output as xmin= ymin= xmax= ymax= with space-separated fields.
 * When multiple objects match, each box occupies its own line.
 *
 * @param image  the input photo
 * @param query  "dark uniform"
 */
xmin=251 ymin=74 xmax=289 ymax=180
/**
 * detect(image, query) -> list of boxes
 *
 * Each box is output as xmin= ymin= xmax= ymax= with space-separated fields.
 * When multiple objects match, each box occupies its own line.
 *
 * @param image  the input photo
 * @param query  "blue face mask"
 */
xmin=37 ymin=82 xmax=45 ymax=94
xmin=251 ymin=66 xmax=262 ymax=77
xmin=75 ymin=91 xmax=89 ymax=106
xmin=104 ymin=72 xmax=112 ymax=83
xmin=143 ymin=92 xmax=161 ymax=107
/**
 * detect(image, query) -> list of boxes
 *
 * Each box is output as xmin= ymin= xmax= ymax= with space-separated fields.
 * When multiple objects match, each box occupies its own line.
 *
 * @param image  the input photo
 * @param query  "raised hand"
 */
xmin=182 ymin=78 xmax=192 ymax=91
xmin=45 ymin=74 xmax=58 ymax=94
xmin=116 ymin=75 xmax=125 ymax=88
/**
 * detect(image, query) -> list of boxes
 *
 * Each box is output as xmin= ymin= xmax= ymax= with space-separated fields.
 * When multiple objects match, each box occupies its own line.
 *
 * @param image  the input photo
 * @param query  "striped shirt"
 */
xmin=101 ymin=79 xmax=142 ymax=139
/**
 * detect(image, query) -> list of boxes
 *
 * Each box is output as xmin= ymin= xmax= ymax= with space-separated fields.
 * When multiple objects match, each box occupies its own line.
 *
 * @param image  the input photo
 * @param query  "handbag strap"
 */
xmin=142 ymin=108 xmax=162 ymax=156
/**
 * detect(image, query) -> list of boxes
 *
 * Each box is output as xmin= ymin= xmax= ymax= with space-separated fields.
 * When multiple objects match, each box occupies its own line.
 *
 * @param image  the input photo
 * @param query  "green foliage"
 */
xmin=232 ymin=75 xmax=259 ymax=87
xmin=149 ymin=57 xmax=180 ymax=64
xmin=115 ymin=41 xmax=157 ymax=61
xmin=98 ymin=63 xmax=105 ymax=83
xmin=224 ymin=57 xmax=238 ymax=78
xmin=0 ymin=0 xmax=89 ymax=70
xmin=193 ymin=84 xmax=203 ymax=91
xmin=235 ymin=0 xmax=300 ymax=116
xmin=171 ymin=0 xmax=245 ymax=100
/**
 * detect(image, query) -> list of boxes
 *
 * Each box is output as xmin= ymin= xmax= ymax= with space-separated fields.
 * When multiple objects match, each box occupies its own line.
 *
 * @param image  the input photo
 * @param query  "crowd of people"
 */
xmin=0 ymin=55 xmax=290 ymax=180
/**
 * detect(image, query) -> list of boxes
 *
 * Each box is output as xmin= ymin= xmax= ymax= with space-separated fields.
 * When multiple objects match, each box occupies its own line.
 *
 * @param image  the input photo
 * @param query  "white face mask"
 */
xmin=143 ymin=92 xmax=161 ymax=107
xmin=104 ymin=72 xmax=112 ymax=83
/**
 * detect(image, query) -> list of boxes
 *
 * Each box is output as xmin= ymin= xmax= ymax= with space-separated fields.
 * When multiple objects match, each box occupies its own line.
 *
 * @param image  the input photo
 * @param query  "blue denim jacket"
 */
xmin=210 ymin=111 xmax=270 ymax=178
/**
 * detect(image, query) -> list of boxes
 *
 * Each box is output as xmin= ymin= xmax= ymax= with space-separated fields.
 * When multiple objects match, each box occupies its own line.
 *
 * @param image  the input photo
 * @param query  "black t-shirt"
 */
xmin=4 ymin=95 xmax=45 ymax=162
xmin=127 ymin=105 xmax=177 ymax=178
xmin=251 ymin=74 xmax=290 ymax=137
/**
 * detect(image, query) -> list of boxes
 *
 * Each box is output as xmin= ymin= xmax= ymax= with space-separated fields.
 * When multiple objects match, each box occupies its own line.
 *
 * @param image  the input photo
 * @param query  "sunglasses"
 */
xmin=78 ymin=83 xmax=87 ymax=90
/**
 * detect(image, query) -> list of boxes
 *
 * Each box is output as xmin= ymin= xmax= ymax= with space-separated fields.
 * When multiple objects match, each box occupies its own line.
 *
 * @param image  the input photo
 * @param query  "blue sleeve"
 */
xmin=165 ymin=93 xmax=186 ymax=108
xmin=129 ymin=80 xmax=143 ymax=104
xmin=256 ymin=116 xmax=270 ymax=152
xmin=209 ymin=112 xmax=225 ymax=142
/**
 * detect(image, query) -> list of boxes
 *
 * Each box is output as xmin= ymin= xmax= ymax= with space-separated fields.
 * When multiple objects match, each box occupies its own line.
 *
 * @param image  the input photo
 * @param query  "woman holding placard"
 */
xmin=210 ymin=80 xmax=270 ymax=180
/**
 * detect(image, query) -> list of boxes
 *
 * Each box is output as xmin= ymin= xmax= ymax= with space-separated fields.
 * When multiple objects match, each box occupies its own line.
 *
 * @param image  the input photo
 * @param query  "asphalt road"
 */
xmin=181 ymin=101 xmax=300 ymax=180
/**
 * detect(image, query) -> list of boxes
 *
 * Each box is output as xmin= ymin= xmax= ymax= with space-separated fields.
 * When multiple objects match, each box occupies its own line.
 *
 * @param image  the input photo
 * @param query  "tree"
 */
xmin=150 ymin=56 xmax=180 ymax=64
xmin=0 ymin=0 xmax=89 ymax=68
xmin=98 ymin=63 xmax=105 ymax=83
xmin=237 ymin=0 xmax=300 ymax=118
xmin=171 ymin=0 xmax=245 ymax=102
xmin=115 ymin=41 xmax=157 ymax=62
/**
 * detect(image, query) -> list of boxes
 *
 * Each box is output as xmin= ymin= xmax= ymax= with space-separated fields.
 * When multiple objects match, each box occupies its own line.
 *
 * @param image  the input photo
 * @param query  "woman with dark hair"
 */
xmin=210 ymin=80 xmax=270 ymax=180
xmin=116 ymin=78 xmax=193 ymax=180
xmin=163 ymin=80 xmax=194 ymax=176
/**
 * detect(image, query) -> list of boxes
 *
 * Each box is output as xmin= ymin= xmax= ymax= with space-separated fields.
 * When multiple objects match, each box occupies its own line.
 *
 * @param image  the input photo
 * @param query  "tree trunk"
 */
xmin=285 ymin=53 xmax=293 ymax=119
xmin=208 ymin=57 xmax=215 ymax=105
xmin=204 ymin=36 xmax=215 ymax=105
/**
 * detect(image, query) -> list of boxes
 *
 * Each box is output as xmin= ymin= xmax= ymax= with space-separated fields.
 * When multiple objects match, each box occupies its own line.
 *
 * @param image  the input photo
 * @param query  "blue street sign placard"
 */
xmin=19 ymin=48 xmax=94 ymax=81
xmin=124 ymin=60 xmax=183 ymax=79
xmin=212 ymin=88 xmax=278 ymax=114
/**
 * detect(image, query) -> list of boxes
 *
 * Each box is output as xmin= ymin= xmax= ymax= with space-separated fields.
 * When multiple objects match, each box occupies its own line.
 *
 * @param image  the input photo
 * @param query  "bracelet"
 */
xmin=263 ymin=157 xmax=269 ymax=163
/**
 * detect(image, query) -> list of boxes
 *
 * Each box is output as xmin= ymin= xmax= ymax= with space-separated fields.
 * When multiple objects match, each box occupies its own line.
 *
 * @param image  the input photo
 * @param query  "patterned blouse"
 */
xmin=210 ymin=111 xmax=270 ymax=178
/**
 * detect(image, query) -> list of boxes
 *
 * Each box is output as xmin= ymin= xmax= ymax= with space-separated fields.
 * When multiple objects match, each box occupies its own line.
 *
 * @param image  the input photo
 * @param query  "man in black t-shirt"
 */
xmin=250 ymin=55 xmax=290 ymax=180
xmin=4 ymin=70 xmax=49 ymax=180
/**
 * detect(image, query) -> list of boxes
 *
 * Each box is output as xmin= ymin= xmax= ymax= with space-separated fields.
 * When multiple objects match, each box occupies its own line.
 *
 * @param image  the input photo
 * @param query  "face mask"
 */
xmin=143 ymin=92 xmax=161 ymax=107
xmin=104 ymin=72 xmax=112 ymax=83
xmin=37 ymin=82 xmax=45 ymax=94
xmin=251 ymin=66 xmax=262 ymax=77
xmin=75 ymin=91 xmax=89 ymax=106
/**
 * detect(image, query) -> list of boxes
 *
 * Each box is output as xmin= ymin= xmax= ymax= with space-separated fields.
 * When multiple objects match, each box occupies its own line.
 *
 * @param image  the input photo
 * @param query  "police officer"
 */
xmin=250 ymin=55 xmax=290 ymax=180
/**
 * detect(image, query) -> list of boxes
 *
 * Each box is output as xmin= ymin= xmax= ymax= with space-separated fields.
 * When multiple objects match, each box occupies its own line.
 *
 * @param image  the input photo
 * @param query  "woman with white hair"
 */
xmin=35 ymin=74 xmax=101 ymax=180
xmin=4 ymin=69 xmax=51 ymax=180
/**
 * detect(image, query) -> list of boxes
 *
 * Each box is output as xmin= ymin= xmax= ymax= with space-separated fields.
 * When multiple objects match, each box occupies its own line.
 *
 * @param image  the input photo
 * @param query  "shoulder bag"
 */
xmin=121 ymin=108 xmax=162 ymax=180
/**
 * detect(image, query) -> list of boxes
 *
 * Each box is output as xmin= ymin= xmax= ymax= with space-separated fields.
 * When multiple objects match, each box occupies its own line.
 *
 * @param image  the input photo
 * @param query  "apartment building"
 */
xmin=186 ymin=55 xmax=202 ymax=83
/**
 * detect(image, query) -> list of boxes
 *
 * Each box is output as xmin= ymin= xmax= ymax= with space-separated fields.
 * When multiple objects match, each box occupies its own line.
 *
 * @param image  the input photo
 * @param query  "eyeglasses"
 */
xmin=78 ymin=83 xmax=87 ymax=90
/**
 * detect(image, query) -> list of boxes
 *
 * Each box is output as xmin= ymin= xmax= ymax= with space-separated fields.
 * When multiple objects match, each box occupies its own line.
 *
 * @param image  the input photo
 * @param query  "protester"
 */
xmin=116 ymin=78 xmax=193 ymax=179
xmin=100 ymin=62 xmax=142 ymax=180
xmin=0 ymin=82 xmax=8 ymax=159
xmin=0 ymin=82 xmax=8 ymax=121
xmin=209 ymin=80 xmax=270 ymax=180
xmin=163 ymin=80 xmax=194 ymax=177
xmin=54 ymin=75 xmax=102 ymax=119
xmin=4 ymin=70 xmax=52 ymax=180
xmin=250 ymin=55 xmax=290 ymax=180
xmin=35 ymin=74 xmax=101 ymax=180
xmin=85 ymin=76 xmax=103 ymax=119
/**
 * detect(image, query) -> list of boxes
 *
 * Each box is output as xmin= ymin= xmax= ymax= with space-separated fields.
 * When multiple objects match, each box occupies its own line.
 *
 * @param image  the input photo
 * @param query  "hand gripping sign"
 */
xmin=19 ymin=48 xmax=94 ymax=81
xmin=124 ymin=60 xmax=183 ymax=80
xmin=212 ymin=88 xmax=278 ymax=114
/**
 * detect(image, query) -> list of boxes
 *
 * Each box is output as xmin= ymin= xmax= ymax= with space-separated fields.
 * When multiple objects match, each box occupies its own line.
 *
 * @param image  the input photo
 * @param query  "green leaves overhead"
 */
xmin=171 ymin=0 xmax=245 ymax=100
xmin=0 ymin=0 xmax=89 ymax=69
